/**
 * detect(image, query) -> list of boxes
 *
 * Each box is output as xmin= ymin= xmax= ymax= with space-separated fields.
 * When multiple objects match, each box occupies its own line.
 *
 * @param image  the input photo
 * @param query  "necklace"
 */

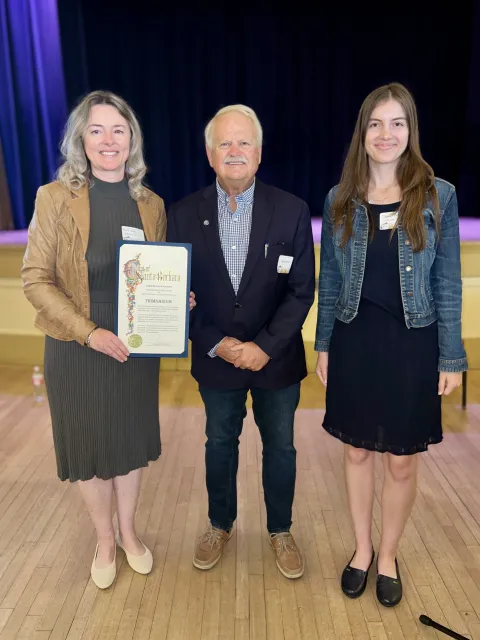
xmin=368 ymin=184 xmax=400 ymax=205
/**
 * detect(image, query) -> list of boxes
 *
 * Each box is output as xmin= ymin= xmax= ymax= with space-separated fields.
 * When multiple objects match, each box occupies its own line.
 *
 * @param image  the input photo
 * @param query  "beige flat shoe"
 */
xmin=91 ymin=543 xmax=116 ymax=589
xmin=116 ymin=533 xmax=153 ymax=575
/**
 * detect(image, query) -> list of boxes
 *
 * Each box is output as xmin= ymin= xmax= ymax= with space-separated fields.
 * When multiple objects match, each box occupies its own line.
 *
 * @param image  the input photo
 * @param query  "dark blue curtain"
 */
xmin=56 ymin=2 xmax=480 ymax=219
xmin=459 ymin=0 xmax=480 ymax=216
xmin=3 ymin=2 xmax=479 ymax=226
xmin=0 ymin=0 xmax=67 ymax=228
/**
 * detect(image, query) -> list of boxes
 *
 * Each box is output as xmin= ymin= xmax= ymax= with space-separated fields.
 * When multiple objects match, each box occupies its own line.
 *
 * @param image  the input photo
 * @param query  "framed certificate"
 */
xmin=115 ymin=241 xmax=192 ymax=357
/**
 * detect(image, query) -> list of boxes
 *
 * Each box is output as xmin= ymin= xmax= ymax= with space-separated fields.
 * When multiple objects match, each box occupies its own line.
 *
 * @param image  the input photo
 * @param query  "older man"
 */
xmin=167 ymin=105 xmax=315 ymax=579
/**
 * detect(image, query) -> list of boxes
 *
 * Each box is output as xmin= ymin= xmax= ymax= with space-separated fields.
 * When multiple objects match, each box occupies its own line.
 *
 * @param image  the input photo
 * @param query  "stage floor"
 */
xmin=311 ymin=217 xmax=480 ymax=243
xmin=2 ymin=218 xmax=480 ymax=246
xmin=0 ymin=367 xmax=480 ymax=640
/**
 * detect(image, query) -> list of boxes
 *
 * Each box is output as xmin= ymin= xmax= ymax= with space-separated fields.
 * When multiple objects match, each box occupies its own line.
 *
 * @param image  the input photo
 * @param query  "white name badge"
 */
xmin=379 ymin=211 xmax=399 ymax=231
xmin=277 ymin=255 xmax=294 ymax=274
xmin=122 ymin=226 xmax=145 ymax=241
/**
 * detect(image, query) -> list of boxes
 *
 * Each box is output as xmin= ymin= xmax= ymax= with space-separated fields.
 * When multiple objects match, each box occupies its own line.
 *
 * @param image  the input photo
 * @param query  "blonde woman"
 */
xmin=22 ymin=91 xmax=195 ymax=589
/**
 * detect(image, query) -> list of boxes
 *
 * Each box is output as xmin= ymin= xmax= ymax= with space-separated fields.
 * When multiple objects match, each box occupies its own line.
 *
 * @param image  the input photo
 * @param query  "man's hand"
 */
xmin=230 ymin=342 xmax=270 ymax=372
xmin=216 ymin=337 xmax=243 ymax=364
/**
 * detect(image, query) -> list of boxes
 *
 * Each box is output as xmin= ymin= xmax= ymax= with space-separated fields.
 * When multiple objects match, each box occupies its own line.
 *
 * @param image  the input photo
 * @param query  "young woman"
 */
xmin=315 ymin=83 xmax=467 ymax=607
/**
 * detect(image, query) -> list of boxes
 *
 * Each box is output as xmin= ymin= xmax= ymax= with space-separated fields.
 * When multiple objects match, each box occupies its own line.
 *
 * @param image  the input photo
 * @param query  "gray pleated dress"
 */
xmin=44 ymin=178 xmax=161 ymax=482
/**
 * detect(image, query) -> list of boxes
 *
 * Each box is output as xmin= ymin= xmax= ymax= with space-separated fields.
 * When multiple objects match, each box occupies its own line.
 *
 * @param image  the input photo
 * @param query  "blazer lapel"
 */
xmin=138 ymin=198 xmax=157 ymax=241
xmin=67 ymin=184 xmax=158 ymax=253
xmin=198 ymin=184 xmax=235 ymax=298
xmin=237 ymin=180 xmax=273 ymax=298
xmin=67 ymin=184 xmax=90 ymax=254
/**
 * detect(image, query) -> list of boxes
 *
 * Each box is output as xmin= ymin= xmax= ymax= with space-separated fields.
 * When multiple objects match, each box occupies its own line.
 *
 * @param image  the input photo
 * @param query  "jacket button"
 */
xmin=405 ymin=240 xmax=410 ymax=246
xmin=407 ymin=291 xmax=413 ymax=297
xmin=405 ymin=266 xmax=412 ymax=272
xmin=235 ymin=303 xmax=242 ymax=309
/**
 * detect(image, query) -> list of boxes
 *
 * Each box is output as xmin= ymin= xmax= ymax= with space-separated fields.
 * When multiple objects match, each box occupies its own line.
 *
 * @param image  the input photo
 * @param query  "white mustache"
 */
xmin=224 ymin=156 xmax=247 ymax=165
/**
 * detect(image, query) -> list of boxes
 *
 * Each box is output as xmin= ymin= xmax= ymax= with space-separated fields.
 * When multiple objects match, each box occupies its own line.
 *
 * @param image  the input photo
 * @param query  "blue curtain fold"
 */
xmin=0 ymin=0 xmax=67 ymax=229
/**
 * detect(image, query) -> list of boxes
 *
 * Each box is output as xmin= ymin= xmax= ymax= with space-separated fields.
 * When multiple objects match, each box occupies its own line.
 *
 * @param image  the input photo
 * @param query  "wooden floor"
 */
xmin=1 ymin=367 xmax=480 ymax=640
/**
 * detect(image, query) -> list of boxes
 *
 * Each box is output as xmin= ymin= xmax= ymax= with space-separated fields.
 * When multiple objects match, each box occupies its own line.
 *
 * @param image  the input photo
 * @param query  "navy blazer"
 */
xmin=167 ymin=180 xmax=315 ymax=390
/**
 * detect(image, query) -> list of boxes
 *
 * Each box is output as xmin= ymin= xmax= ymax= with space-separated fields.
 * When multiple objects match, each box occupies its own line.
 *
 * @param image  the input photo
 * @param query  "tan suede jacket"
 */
xmin=21 ymin=181 xmax=166 ymax=345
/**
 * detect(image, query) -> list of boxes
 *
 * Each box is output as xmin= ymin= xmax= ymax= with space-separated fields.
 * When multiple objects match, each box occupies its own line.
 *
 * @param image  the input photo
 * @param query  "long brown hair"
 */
xmin=333 ymin=83 xmax=439 ymax=251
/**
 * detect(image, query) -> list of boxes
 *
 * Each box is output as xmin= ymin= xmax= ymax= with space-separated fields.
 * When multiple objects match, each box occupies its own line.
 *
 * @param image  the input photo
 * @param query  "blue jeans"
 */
xmin=199 ymin=383 xmax=301 ymax=534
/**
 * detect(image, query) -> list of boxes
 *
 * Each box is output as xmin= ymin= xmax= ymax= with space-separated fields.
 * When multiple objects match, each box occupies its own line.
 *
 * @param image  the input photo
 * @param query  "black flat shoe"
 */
xmin=341 ymin=549 xmax=375 ymax=599
xmin=376 ymin=558 xmax=402 ymax=607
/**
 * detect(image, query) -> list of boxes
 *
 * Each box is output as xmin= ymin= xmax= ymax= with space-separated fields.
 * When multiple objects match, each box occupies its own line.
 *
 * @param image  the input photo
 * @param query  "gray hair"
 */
xmin=56 ymin=90 xmax=148 ymax=200
xmin=204 ymin=104 xmax=263 ymax=149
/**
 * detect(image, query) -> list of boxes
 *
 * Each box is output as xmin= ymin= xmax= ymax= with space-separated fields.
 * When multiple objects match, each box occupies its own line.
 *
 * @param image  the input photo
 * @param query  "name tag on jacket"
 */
xmin=277 ymin=255 xmax=293 ymax=274
xmin=379 ymin=211 xmax=398 ymax=231
xmin=122 ymin=226 xmax=145 ymax=241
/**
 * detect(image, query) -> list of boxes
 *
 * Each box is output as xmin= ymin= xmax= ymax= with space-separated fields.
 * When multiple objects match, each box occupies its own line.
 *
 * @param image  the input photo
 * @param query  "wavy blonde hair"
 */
xmin=57 ymin=90 xmax=148 ymax=200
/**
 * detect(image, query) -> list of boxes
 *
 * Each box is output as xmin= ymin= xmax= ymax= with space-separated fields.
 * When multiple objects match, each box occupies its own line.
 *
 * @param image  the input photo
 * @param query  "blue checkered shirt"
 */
xmin=208 ymin=179 xmax=255 ymax=356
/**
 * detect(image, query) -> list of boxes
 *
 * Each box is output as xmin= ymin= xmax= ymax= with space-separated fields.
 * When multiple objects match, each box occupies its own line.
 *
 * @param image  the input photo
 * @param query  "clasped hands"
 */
xmin=216 ymin=337 xmax=270 ymax=372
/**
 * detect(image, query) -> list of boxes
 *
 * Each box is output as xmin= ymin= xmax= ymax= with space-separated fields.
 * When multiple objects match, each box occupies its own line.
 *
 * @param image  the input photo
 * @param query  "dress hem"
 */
xmin=323 ymin=424 xmax=442 ymax=456
xmin=59 ymin=452 xmax=161 ymax=483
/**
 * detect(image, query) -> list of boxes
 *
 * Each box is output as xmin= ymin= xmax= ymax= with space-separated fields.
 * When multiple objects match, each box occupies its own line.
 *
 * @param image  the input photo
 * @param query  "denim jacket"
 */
xmin=315 ymin=178 xmax=468 ymax=373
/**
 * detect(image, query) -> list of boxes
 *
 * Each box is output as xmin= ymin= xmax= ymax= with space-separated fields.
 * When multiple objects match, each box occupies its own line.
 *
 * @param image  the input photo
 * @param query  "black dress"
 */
xmin=44 ymin=178 xmax=161 ymax=481
xmin=323 ymin=202 xmax=442 ymax=455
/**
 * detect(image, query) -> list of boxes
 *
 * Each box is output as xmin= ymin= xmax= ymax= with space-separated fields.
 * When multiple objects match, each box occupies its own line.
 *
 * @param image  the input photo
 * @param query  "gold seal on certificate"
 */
xmin=116 ymin=242 xmax=192 ymax=357
xmin=128 ymin=334 xmax=143 ymax=349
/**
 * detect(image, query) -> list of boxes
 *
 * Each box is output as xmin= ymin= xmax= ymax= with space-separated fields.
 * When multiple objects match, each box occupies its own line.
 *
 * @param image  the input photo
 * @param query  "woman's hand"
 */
xmin=316 ymin=352 xmax=329 ymax=387
xmin=189 ymin=291 xmax=196 ymax=311
xmin=88 ymin=329 xmax=129 ymax=363
xmin=438 ymin=372 xmax=462 ymax=396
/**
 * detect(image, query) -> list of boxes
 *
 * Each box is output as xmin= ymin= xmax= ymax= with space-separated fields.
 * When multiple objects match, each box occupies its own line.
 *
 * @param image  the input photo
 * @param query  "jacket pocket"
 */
xmin=423 ymin=210 xmax=437 ymax=249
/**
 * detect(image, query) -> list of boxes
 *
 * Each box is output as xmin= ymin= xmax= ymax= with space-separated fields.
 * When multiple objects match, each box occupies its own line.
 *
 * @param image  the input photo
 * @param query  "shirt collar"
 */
xmin=216 ymin=178 xmax=256 ymax=206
